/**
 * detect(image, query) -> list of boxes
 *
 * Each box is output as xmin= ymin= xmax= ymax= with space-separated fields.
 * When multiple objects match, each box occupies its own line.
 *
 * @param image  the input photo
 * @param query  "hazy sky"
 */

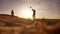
xmin=0 ymin=0 xmax=60 ymax=19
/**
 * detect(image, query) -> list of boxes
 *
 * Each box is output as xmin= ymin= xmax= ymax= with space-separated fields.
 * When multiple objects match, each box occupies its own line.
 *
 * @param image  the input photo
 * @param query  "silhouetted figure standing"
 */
xmin=11 ymin=9 xmax=14 ymax=16
xmin=30 ymin=6 xmax=36 ymax=23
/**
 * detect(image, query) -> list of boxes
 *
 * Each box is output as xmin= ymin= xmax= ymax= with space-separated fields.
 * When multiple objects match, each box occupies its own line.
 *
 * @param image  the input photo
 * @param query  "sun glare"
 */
xmin=22 ymin=8 xmax=33 ymax=19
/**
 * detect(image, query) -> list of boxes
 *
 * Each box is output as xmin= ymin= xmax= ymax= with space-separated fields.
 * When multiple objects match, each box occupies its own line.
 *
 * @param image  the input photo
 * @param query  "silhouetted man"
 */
xmin=30 ymin=6 xmax=36 ymax=22
xmin=11 ymin=9 xmax=14 ymax=16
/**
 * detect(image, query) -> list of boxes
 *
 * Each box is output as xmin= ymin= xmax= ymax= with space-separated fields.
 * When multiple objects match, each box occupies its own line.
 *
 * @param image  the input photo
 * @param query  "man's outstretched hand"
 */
xmin=30 ymin=6 xmax=32 ymax=8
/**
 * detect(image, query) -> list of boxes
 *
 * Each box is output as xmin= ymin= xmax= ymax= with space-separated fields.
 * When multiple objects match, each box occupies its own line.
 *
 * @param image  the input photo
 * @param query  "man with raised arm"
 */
xmin=30 ymin=6 xmax=36 ymax=23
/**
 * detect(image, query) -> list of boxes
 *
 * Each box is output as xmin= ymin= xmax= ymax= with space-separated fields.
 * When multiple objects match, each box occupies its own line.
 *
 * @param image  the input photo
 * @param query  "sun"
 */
xmin=22 ymin=8 xmax=33 ymax=19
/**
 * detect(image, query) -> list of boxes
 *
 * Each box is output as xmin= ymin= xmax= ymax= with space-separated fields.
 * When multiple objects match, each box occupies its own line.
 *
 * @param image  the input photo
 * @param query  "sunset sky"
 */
xmin=0 ymin=0 xmax=60 ymax=19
